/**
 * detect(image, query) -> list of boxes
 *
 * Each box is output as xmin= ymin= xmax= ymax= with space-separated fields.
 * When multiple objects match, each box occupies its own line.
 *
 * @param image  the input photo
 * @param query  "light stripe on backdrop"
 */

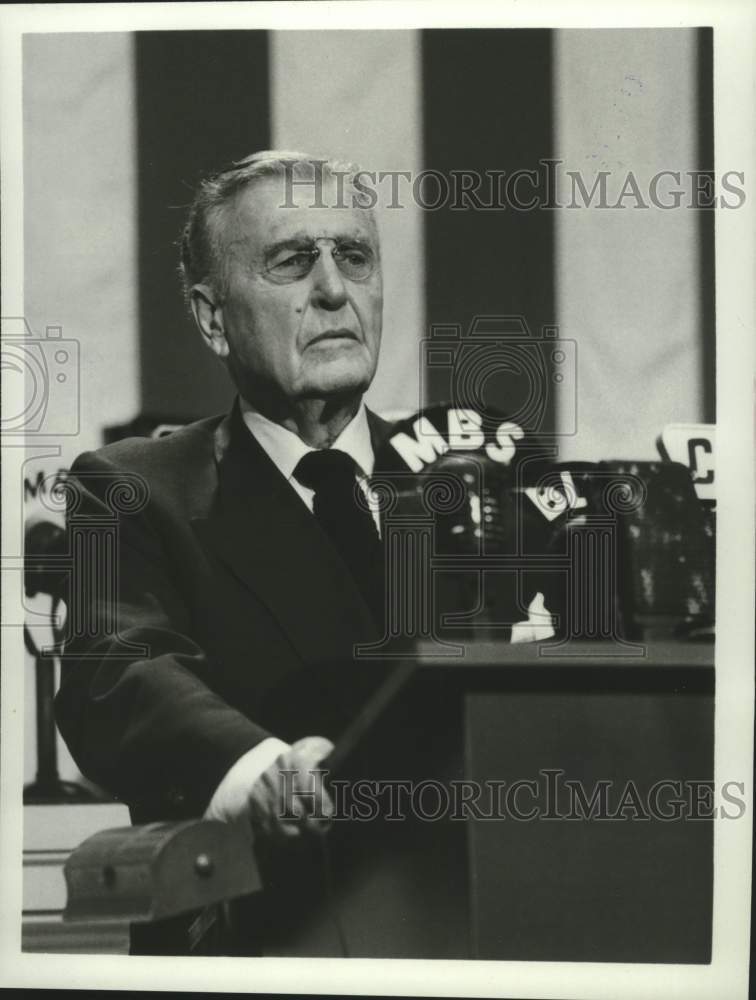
xmin=23 ymin=33 xmax=140 ymax=461
xmin=270 ymin=30 xmax=425 ymax=419
xmin=553 ymin=28 xmax=712 ymax=460
xmin=23 ymin=33 xmax=139 ymax=785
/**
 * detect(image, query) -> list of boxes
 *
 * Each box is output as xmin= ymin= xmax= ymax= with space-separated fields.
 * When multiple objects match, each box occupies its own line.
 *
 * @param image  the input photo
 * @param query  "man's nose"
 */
xmin=310 ymin=250 xmax=348 ymax=310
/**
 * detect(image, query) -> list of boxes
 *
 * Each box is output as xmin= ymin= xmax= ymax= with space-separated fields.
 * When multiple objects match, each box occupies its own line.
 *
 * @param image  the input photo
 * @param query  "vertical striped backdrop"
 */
xmin=23 ymin=28 xmax=714 ymax=784
xmin=25 ymin=27 xmax=714 ymax=461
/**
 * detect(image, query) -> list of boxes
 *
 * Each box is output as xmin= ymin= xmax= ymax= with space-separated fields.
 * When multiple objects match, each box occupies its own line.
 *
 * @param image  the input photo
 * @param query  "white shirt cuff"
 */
xmin=203 ymin=737 xmax=291 ymax=822
xmin=510 ymin=591 xmax=556 ymax=645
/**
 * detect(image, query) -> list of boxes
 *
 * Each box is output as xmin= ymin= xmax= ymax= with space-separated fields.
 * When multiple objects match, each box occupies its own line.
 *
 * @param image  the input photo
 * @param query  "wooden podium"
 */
xmin=33 ymin=639 xmax=713 ymax=961
xmin=245 ymin=637 xmax=714 ymax=962
xmin=442 ymin=639 xmax=714 ymax=963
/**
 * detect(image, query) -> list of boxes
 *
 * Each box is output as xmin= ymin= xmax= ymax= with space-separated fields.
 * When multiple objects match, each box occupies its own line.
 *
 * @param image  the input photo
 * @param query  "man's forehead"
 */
xmin=234 ymin=177 xmax=372 ymax=230
xmin=232 ymin=176 xmax=377 ymax=248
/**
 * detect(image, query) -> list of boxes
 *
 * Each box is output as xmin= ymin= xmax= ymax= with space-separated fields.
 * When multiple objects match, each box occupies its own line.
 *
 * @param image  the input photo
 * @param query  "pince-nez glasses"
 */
xmin=263 ymin=237 xmax=376 ymax=284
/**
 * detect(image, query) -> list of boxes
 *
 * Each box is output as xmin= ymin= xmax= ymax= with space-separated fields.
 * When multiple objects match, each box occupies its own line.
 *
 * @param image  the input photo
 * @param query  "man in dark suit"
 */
xmin=55 ymin=151 xmax=406 ymax=952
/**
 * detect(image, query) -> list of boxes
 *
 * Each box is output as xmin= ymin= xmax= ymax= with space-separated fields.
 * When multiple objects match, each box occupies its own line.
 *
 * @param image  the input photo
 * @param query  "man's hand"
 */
xmin=205 ymin=734 xmax=335 ymax=842
xmin=249 ymin=735 xmax=335 ymax=840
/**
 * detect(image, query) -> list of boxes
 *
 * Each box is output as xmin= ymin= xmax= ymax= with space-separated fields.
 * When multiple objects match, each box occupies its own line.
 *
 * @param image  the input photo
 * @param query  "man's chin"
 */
xmin=300 ymin=357 xmax=375 ymax=398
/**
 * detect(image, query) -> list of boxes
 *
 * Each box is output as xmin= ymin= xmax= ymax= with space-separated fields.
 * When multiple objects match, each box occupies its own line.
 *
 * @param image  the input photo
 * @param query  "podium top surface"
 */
xmin=409 ymin=638 xmax=714 ymax=669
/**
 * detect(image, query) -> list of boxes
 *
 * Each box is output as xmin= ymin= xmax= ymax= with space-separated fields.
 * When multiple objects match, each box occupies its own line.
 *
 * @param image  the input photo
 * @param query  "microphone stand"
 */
xmin=23 ymin=520 xmax=97 ymax=804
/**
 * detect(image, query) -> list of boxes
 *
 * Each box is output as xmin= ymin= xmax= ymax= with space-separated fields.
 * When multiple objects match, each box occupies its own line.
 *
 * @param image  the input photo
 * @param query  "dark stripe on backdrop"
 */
xmin=696 ymin=27 xmax=715 ymax=425
xmin=136 ymin=31 xmax=270 ymax=420
xmin=421 ymin=29 xmax=556 ymax=434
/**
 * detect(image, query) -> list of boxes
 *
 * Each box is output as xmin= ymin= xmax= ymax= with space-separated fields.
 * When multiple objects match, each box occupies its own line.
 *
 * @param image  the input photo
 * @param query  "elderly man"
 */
xmin=55 ymin=151 xmax=411 ymax=954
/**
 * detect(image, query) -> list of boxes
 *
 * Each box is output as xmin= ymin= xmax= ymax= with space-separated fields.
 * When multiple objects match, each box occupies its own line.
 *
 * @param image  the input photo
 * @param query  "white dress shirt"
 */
xmin=205 ymin=399 xmax=379 ymax=822
xmin=239 ymin=397 xmax=381 ymax=533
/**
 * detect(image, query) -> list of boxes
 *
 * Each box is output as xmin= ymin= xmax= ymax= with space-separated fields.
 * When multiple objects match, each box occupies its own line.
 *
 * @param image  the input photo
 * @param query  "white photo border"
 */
xmin=1 ymin=2 xmax=753 ymax=997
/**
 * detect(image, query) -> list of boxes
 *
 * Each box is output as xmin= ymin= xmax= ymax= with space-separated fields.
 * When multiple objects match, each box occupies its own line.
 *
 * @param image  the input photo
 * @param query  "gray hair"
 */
xmin=179 ymin=149 xmax=376 ymax=303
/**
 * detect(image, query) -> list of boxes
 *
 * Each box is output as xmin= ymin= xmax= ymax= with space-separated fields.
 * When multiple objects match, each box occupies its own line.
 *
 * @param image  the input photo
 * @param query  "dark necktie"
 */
xmin=294 ymin=449 xmax=384 ymax=625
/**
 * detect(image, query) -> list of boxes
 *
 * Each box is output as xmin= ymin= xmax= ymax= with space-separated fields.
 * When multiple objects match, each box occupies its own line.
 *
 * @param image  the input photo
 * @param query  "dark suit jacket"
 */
xmin=55 ymin=400 xmax=472 ymax=958
xmin=55 ymin=400 xmax=394 ymax=824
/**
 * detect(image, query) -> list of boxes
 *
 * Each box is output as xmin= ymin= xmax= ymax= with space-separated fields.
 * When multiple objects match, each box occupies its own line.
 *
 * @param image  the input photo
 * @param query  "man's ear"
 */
xmin=190 ymin=284 xmax=229 ymax=359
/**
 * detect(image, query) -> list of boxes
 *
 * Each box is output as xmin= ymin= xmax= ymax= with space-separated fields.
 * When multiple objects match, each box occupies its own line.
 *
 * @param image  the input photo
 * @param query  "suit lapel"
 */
xmin=192 ymin=403 xmax=381 ymax=667
xmin=365 ymin=407 xmax=399 ymax=540
xmin=366 ymin=407 xmax=395 ymax=456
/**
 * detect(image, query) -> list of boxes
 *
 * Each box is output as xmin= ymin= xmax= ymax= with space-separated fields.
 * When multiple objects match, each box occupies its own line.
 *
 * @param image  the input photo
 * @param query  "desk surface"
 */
xmin=411 ymin=638 xmax=714 ymax=669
